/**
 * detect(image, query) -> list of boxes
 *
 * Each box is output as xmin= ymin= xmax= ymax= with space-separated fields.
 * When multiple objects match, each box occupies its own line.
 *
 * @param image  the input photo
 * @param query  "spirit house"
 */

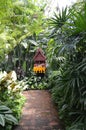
xmin=33 ymin=48 xmax=46 ymax=76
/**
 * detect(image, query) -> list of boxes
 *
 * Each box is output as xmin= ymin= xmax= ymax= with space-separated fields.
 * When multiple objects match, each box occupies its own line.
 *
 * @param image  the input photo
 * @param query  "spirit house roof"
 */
xmin=33 ymin=48 xmax=46 ymax=62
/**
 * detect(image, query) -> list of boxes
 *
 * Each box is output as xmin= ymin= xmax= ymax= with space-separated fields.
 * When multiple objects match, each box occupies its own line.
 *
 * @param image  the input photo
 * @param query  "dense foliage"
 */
xmin=47 ymin=1 xmax=86 ymax=130
xmin=23 ymin=74 xmax=48 ymax=90
xmin=0 ymin=0 xmax=47 ymax=129
xmin=0 ymin=71 xmax=25 ymax=129
xmin=0 ymin=0 xmax=86 ymax=130
xmin=0 ymin=0 xmax=45 ymax=62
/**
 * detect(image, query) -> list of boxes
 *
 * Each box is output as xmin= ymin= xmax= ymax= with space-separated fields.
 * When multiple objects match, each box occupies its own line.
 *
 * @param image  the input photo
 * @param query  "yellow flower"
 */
xmin=33 ymin=66 xmax=46 ymax=73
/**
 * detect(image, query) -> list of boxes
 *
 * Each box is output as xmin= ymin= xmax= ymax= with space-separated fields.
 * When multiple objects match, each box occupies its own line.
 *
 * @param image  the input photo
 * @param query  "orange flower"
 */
xmin=33 ymin=66 xmax=46 ymax=73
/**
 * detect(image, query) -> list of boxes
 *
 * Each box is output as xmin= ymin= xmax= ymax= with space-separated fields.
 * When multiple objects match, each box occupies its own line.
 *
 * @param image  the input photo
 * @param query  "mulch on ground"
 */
xmin=13 ymin=90 xmax=64 ymax=130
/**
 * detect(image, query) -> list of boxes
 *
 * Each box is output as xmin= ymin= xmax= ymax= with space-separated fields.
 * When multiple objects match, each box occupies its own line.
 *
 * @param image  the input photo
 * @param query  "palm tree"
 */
xmin=48 ymin=2 xmax=86 ymax=130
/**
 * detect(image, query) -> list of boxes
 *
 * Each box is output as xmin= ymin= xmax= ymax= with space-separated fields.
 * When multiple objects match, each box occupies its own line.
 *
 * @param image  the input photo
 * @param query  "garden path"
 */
xmin=14 ymin=90 xmax=63 ymax=130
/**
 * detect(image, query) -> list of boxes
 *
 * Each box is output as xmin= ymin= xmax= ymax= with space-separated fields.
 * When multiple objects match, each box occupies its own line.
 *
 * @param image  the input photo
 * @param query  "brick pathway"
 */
xmin=13 ymin=90 xmax=63 ymax=130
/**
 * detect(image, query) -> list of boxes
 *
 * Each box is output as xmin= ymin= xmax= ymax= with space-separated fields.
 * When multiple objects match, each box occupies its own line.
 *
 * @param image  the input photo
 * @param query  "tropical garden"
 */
xmin=0 ymin=0 xmax=86 ymax=130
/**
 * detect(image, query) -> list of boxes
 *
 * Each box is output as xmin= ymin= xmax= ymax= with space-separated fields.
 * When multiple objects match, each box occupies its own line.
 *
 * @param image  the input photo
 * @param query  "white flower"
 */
xmin=0 ymin=71 xmax=7 ymax=79
xmin=11 ymin=71 xmax=17 ymax=81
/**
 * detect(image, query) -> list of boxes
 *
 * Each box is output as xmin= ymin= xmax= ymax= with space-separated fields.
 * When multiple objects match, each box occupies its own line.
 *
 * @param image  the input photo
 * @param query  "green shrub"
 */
xmin=23 ymin=74 xmax=48 ymax=90
xmin=0 ymin=71 xmax=26 ymax=129
xmin=48 ymin=2 xmax=86 ymax=130
xmin=51 ymin=61 xmax=86 ymax=129
xmin=0 ymin=105 xmax=18 ymax=130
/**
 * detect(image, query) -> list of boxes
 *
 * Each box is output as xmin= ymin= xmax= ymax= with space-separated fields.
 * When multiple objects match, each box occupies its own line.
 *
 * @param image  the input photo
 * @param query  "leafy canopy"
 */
xmin=0 ymin=0 xmax=45 ymax=62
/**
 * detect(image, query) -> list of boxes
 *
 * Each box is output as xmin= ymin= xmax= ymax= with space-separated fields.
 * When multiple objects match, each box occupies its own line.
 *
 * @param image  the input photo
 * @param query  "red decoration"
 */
xmin=33 ymin=48 xmax=46 ymax=62
xmin=33 ymin=48 xmax=46 ymax=74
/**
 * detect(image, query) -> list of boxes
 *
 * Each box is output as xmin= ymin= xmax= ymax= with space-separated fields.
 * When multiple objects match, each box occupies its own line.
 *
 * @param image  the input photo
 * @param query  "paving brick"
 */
xmin=13 ymin=90 xmax=63 ymax=130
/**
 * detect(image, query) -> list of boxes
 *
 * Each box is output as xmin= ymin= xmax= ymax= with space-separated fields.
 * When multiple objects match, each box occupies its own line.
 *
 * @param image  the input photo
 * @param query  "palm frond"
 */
xmin=49 ymin=7 xmax=69 ymax=30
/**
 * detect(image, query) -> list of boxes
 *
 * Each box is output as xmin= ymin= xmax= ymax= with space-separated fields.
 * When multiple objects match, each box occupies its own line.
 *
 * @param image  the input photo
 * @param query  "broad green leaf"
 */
xmin=0 ymin=105 xmax=12 ymax=112
xmin=5 ymin=114 xmax=18 ymax=125
xmin=0 ymin=114 xmax=5 ymax=126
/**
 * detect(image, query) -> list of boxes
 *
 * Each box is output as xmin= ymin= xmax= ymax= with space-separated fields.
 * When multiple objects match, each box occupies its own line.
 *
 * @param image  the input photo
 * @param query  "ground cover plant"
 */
xmin=21 ymin=72 xmax=49 ymax=90
xmin=0 ymin=105 xmax=18 ymax=130
xmin=0 ymin=71 xmax=25 ymax=130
